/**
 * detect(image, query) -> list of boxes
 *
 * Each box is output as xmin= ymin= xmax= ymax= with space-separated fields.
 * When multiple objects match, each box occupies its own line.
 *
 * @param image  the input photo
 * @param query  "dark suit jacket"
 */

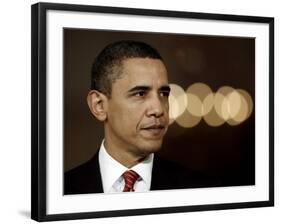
xmin=64 ymin=153 xmax=219 ymax=195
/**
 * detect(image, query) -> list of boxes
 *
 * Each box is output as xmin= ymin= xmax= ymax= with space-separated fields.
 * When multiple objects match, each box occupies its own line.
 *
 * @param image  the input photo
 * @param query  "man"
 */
xmin=64 ymin=40 xmax=217 ymax=194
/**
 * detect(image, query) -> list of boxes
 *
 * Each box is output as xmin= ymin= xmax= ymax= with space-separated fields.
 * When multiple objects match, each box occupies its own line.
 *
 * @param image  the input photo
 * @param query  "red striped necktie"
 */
xmin=122 ymin=170 xmax=140 ymax=192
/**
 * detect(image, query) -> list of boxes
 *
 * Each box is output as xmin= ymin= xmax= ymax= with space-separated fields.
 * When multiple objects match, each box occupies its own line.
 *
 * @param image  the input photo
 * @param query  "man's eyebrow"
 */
xmin=127 ymin=85 xmax=171 ymax=94
xmin=159 ymin=86 xmax=171 ymax=92
xmin=127 ymin=86 xmax=151 ymax=93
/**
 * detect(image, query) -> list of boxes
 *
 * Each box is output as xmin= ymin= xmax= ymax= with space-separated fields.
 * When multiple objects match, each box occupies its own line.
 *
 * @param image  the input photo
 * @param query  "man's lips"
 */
xmin=140 ymin=124 xmax=166 ymax=138
xmin=141 ymin=124 xmax=165 ymax=130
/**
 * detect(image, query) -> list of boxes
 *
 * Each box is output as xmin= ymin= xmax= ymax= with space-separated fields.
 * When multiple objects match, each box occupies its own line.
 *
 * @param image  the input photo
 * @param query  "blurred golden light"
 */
xmin=202 ymin=93 xmax=215 ymax=116
xmin=214 ymin=86 xmax=235 ymax=121
xmin=213 ymin=87 xmax=253 ymax=126
xmin=214 ymin=92 xmax=227 ymax=121
xmin=227 ymin=90 xmax=242 ymax=119
xmin=227 ymin=93 xmax=249 ymax=125
xmin=168 ymin=83 xmax=253 ymax=128
xmin=203 ymin=107 xmax=225 ymax=127
xmin=186 ymin=93 xmax=202 ymax=117
xmin=168 ymin=84 xmax=188 ymax=125
xmin=237 ymin=89 xmax=254 ymax=119
xmin=217 ymin=86 xmax=235 ymax=96
xmin=186 ymin=83 xmax=213 ymax=117
xmin=175 ymin=108 xmax=201 ymax=128
xmin=168 ymin=94 xmax=179 ymax=124
xmin=187 ymin=83 xmax=213 ymax=101
xmin=204 ymin=91 xmax=225 ymax=127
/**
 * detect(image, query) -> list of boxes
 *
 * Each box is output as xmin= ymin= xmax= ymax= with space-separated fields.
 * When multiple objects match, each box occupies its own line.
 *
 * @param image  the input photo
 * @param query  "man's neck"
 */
xmin=103 ymin=139 xmax=147 ymax=168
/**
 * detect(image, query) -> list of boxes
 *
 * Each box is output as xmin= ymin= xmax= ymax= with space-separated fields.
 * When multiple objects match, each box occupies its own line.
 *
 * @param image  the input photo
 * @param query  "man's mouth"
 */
xmin=142 ymin=124 xmax=165 ymax=130
xmin=143 ymin=124 xmax=164 ymax=129
xmin=141 ymin=124 xmax=166 ymax=137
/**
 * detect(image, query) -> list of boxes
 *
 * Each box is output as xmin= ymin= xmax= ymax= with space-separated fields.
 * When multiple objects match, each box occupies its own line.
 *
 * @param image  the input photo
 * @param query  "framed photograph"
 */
xmin=31 ymin=2 xmax=274 ymax=222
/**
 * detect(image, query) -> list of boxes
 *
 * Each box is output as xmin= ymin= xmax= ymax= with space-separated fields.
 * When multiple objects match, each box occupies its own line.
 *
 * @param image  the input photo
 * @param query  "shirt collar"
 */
xmin=98 ymin=140 xmax=154 ymax=192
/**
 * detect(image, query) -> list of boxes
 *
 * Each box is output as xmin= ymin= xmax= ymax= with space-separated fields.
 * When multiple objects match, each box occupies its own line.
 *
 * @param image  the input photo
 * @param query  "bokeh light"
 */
xmin=227 ymin=93 xmax=249 ymax=125
xmin=203 ymin=91 xmax=226 ymax=127
xmin=186 ymin=83 xmax=213 ymax=116
xmin=168 ymin=84 xmax=188 ymax=125
xmin=227 ymin=89 xmax=253 ymax=125
xmin=202 ymin=93 xmax=215 ymax=116
xmin=175 ymin=108 xmax=201 ymax=128
xmin=168 ymin=83 xmax=253 ymax=128
xmin=203 ymin=106 xmax=225 ymax=127
xmin=214 ymin=86 xmax=235 ymax=121
xmin=227 ymin=90 xmax=242 ymax=119
xmin=186 ymin=93 xmax=202 ymax=117
xmin=237 ymin=89 xmax=254 ymax=119
xmin=168 ymin=93 xmax=179 ymax=124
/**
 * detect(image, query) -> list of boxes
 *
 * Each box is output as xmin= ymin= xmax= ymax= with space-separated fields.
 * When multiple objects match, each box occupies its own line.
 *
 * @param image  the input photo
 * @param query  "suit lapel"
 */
xmin=150 ymin=154 xmax=168 ymax=190
xmin=87 ymin=152 xmax=104 ymax=193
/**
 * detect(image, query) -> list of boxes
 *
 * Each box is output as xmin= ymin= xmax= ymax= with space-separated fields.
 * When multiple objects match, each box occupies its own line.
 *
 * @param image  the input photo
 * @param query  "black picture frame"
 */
xmin=31 ymin=2 xmax=274 ymax=222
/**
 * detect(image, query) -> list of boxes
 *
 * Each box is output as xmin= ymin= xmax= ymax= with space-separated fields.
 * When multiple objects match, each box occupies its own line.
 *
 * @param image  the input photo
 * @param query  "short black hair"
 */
xmin=91 ymin=40 xmax=163 ymax=96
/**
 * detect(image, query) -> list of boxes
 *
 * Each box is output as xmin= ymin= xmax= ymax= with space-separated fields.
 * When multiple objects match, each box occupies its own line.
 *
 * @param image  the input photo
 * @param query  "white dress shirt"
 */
xmin=98 ymin=141 xmax=154 ymax=193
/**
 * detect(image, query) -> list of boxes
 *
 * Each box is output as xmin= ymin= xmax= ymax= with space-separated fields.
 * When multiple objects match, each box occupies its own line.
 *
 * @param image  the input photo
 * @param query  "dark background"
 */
xmin=63 ymin=28 xmax=255 ymax=187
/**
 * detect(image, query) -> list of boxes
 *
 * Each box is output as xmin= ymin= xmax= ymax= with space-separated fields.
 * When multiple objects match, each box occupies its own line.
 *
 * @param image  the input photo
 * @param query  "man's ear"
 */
xmin=87 ymin=90 xmax=108 ymax=121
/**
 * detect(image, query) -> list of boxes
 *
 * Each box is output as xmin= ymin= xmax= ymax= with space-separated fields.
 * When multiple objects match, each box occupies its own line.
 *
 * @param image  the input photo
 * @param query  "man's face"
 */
xmin=105 ymin=58 xmax=170 ymax=158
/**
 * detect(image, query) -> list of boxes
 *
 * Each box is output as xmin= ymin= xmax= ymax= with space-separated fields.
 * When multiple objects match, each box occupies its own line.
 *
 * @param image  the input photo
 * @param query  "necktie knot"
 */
xmin=122 ymin=170 xmax=139 ymax=192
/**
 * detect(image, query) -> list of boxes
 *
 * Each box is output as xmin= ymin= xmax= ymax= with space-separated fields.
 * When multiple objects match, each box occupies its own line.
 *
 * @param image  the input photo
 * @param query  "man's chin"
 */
xmin=139 ymin=140 xmax=163 ymax=154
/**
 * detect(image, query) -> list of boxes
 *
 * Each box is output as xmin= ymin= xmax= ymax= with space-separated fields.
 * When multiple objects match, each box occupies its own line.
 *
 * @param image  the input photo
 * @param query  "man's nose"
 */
xmin=146 ymin=94 xmax=165 ymax=118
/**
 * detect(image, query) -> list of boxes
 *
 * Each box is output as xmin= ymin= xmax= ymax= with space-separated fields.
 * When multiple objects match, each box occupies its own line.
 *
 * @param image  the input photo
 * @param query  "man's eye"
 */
xmin=134 ymin=91 xmax=146 ymax=97
xmin=160 ymin=91 xmax=170 ymax=97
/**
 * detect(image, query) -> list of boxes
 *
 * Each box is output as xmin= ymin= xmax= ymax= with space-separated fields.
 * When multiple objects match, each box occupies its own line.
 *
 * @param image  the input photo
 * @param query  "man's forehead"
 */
xmin=119 ymin=58 xmax=168 ymax=85
xmin=123 ymin=75 xmax=168 ymax=87
xmin=121 ymin=57 xmax=166 ymax=71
